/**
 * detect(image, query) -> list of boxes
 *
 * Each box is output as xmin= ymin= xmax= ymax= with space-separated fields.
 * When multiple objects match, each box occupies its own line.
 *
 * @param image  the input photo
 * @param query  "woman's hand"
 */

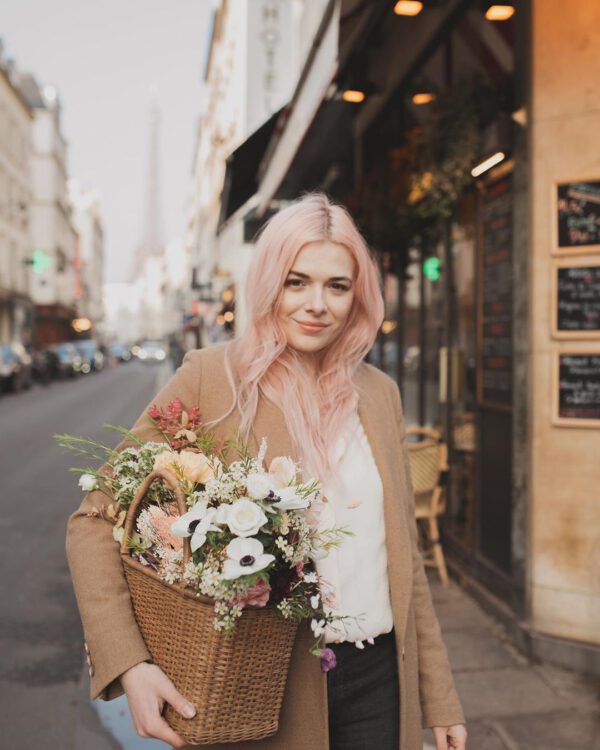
xmin=432 ymin=723 xmax=468 ymax=750
xmin=120 ymin=661 xmax=196 ymax=748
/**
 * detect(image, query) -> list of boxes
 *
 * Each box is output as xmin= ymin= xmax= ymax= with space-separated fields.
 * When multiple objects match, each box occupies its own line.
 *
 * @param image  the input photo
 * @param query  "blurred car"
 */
xmin=108 ymin=341 xmax=132 ymax=363
xmin=0 ymin=342 xmax=33 ymax=392
xmin=74 ymin=339 xmax=105 ymax=373
xmin=132 ymin=340 xmax=167 ymax=363
xmin=47 ymin=342 xmax=84 ymax=378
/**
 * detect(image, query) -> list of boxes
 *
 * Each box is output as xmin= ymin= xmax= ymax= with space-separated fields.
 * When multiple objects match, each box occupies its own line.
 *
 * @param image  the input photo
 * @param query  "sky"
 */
xmin=2 ymin=0 xmax=214 ymax=282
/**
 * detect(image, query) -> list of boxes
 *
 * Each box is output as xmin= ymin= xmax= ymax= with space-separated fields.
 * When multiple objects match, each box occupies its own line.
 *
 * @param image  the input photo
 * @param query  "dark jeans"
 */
xmin=327 ymin=630 xmax=400 ymax=750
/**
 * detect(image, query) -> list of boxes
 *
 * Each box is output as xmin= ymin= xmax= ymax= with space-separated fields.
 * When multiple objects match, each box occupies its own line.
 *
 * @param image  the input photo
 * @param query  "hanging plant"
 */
xmin=407 ymin=76 xmax=508 ymax=220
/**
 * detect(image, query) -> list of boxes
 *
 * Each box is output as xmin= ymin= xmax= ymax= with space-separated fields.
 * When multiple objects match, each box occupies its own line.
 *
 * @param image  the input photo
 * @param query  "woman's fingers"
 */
xmin=432 ymin=726 xmax=449 ymax=750
xmin=159 ymin=674 xmax=197 ymax=719
xmin=141 ymin=716 xmax=188 ymax=748
xmin=432 ymin=723 xmax=468 ymax=749
xmin=121 ymin=662 xmax=195 ymax=747
xmin=446 ymin=723 xmax=468 ymax=750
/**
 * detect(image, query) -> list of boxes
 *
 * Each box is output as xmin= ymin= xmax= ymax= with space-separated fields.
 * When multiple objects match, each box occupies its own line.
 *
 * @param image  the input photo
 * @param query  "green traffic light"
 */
xmin=32 ymin=250 xmax=51 ymax=274
xmin=423 ymin=256 xmax=441 ymax=281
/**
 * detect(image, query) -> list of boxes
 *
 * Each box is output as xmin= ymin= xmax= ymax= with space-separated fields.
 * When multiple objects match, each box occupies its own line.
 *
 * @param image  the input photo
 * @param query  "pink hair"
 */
xmin=221 ymin=192 xmax=384 ymax=479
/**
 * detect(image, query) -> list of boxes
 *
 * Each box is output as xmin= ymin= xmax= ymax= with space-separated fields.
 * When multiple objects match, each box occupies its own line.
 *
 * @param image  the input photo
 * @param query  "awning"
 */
xmin=255 ymin=0 xmax=341 ymax=214
xmin=254 ymin=0 xmax=379 ymax=214
xmin=218 ymin=107 xmax=282 ymax=230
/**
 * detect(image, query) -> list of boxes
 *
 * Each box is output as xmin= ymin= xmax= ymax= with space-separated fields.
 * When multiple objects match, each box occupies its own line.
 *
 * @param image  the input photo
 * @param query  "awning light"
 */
xmin=411 ymin=92 xmax=436 ymax=105
xmin=471 ymin=151 xmax=506 ymax=178
xmin=485 ymin=4 xmax=515 ymax=21
xmin=394 ymin=1 xmax=424 ymax=16
xmin=342 ymin=89 xmax=366 ymax=104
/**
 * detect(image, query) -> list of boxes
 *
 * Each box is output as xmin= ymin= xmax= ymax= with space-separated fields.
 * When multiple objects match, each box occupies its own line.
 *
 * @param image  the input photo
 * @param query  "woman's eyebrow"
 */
xmin=288 ymin=269 xmax=353 ymax=283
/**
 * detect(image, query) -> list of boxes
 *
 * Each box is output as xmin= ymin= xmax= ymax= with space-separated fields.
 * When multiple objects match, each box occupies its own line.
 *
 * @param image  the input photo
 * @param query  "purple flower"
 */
xmin=319 ymin=647 xmax=337 ymax=673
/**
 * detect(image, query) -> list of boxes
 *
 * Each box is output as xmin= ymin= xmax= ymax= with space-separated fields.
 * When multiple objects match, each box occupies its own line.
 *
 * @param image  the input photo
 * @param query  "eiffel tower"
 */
xmin=130 ymin=101 xmax=163 ymax=280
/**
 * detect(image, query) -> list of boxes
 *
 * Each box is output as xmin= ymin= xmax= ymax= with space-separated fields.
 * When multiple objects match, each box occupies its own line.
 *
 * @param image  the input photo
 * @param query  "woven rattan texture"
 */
xmin=406 ymin=443 xmax=439 ymax=494
xmin=123 ymin=560 xmax=298 ymax=745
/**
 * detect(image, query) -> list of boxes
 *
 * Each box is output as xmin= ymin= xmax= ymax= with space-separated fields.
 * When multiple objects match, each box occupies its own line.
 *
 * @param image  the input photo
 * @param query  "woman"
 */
xmin=66 ymin=193 xmax=467 ymax=750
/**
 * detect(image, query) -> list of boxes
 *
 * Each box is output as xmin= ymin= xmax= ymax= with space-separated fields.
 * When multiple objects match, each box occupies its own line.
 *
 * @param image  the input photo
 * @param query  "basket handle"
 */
xmin=120 ymin=468 xmax=191 ymax=570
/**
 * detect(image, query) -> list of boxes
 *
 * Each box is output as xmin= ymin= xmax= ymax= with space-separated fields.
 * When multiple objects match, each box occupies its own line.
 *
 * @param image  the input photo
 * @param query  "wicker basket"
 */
xmin=120 ymin=468 xmax=298 ymax=745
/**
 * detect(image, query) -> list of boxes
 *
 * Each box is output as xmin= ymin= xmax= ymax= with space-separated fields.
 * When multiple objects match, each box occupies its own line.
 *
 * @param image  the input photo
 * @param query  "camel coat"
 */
xmin=66 ymin=343 xmax=466 ymax=750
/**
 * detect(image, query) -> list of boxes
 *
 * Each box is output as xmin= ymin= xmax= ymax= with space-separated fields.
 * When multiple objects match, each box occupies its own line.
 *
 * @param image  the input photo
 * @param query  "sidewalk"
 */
xmin=423 ymin=575 xmax=600 ymax=750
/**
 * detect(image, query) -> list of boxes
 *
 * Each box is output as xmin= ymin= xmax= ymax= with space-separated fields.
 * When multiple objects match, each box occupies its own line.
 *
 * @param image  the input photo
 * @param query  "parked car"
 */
xmin=0 ymin=342 xmax=33 ymax=392
xmin=108 ymin=341 xmax=132 ymax=363
xmin=132 ymin=340 xmax=167 ymax=363
xmin=47 ymin=342 xmax=84 ymax=378
xmin=74 ymin=339 xmax=105 ymax=373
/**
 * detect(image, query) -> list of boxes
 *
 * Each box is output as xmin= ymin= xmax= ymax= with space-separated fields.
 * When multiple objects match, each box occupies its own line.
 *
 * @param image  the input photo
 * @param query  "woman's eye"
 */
xmin=285 ymin=279 xmax=305 ymax=287
xmin=331 ymin=283 xmax=350 ymax=292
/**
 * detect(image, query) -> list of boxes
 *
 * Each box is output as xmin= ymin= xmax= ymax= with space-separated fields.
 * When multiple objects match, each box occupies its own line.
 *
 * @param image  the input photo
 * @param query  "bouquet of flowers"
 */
xmin=57 ymin=398 xmax=350 ymax=672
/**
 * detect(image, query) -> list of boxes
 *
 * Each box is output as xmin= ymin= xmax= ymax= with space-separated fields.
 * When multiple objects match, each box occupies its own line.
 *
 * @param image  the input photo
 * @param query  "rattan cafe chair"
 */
xmin=405 ymin=427 xmax=449 ymax=586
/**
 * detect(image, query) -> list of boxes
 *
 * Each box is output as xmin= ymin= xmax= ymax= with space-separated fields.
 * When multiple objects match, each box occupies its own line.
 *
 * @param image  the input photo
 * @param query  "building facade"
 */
xmin=69 ymin=181 xmax=105 ymax=335
xmin=0 ymin=59 xmax=34 ymax=345
xmin=22 ymin=81 xmax=78 ymax=346
xmin=187 ymin=0 xmax=329 ymax=344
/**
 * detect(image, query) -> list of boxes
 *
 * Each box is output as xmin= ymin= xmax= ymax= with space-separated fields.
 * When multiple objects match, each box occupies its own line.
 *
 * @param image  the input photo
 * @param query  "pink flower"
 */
xmin=149 ymin=505 xmax=183 ymax=550
xmin=235 ymin=578 xmax=271 ymax=608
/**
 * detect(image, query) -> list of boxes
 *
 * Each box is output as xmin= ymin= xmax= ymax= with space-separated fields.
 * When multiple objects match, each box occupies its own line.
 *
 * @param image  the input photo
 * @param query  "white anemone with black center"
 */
xmin=223 ymin=537 xmax=275 ymax=580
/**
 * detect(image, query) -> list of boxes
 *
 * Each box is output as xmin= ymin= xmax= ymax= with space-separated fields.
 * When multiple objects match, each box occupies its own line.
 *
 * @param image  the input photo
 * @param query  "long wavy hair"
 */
xmin=220 ymin=192 xmax=384 ymax=479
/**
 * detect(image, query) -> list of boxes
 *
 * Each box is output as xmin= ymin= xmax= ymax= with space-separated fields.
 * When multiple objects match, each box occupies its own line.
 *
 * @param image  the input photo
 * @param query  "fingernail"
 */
xmin=183 ymin=704 xmax=196 ymax=718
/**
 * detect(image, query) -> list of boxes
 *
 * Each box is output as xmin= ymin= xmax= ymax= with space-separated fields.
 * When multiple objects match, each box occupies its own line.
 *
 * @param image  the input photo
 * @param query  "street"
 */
xmin=0 ymin=359 xmax=598 ymax=750
xmin=0 ymin=361 xmax=169 ymax=749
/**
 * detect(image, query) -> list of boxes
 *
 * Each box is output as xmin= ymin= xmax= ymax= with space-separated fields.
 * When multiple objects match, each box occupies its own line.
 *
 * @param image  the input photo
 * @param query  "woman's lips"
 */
xmin=296 ymin=320 xmax=328 ymax=334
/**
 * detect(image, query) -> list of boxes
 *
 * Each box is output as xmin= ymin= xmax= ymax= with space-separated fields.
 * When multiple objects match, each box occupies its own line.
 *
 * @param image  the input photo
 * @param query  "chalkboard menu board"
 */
xmin=555 ymin=353 xmax=600 ymax=424
xmin=555 ymin=263 xmax=600 ymax=335
xmin=478 ymin=175 xmax=513 ymax=409
xmin=556 ymin=181 xmax=600 ymax=250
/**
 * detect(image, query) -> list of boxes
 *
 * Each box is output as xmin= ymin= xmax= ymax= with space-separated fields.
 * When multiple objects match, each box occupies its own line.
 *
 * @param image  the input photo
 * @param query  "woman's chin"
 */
xmin=286 ymin=339 xmax=329 ymax=355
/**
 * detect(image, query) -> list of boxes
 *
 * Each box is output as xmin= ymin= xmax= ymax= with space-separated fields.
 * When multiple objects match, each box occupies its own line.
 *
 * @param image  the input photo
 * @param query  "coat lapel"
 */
xmin=248 ymin=393 xmax=296 ymax=467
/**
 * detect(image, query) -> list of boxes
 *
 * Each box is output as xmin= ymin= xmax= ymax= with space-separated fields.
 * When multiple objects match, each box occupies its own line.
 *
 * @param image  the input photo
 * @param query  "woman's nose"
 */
xmin=306 ymin=286 xmax=326 ymax=313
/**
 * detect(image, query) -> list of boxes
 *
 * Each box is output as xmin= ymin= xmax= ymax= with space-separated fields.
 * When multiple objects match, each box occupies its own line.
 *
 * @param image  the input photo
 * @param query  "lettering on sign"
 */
xmin=556 ymin=181 xmax=600 ymax=252
xmin=553 ymin=353 xmax=600 ymax=427
xmin=554 ymin=263 xmax=600 ymax=336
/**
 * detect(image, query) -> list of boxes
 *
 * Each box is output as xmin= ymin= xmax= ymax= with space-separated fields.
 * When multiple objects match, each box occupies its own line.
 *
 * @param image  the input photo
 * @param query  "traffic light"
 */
xmin=423 ymin=256 xmax=441 ymax=281
xmin=32 ymin=250 xmax=51 ymax=274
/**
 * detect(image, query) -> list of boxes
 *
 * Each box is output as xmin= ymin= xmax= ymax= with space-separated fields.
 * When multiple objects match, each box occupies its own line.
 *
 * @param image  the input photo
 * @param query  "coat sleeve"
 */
xmin=389 ymin=381 xmax=466 ymax=729
xmin=65 ymin=350 xmax=203 ymax=701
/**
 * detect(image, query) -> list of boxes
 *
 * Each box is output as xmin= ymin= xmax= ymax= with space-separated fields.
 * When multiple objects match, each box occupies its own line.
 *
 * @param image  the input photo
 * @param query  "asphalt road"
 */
xmin=0 ymin=361 xmax=170 ymax=749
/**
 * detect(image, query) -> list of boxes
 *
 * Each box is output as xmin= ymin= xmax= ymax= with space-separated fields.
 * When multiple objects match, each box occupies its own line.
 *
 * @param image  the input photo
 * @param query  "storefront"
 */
xmin=228 ymin=0 xmax=599 ymax=674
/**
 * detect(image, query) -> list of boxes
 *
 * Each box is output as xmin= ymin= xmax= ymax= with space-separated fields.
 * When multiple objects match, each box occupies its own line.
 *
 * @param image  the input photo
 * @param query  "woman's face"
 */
xmin=277 ymin=241 xmax=356 ymax=355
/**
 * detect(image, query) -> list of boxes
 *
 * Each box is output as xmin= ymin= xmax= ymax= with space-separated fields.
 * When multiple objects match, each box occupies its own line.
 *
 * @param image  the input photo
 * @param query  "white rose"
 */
xmin=268 ymin=456 xmax=296 ymax=489
xmin=78 ymin=473 xmax=98 ymax=492
xmin=246 ymin=472 xmax=272 ymax=500
xmin=226 ymin=499 xmax=268 ymax=537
